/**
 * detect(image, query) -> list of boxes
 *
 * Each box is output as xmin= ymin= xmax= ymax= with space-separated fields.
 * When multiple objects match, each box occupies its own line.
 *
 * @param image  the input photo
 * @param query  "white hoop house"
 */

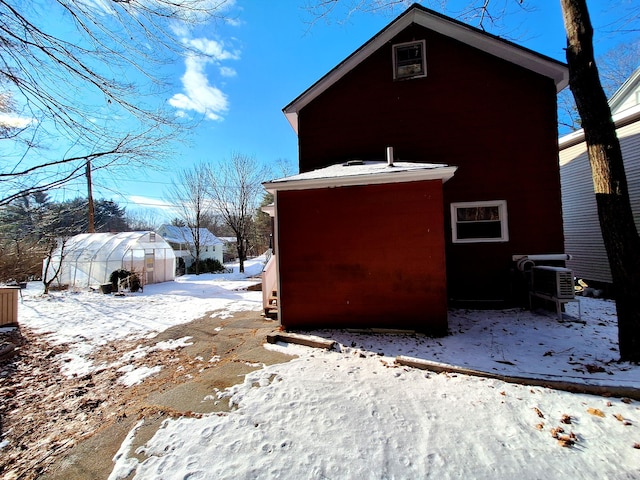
xmin=44 ymin=232 xmax=176 ymax=288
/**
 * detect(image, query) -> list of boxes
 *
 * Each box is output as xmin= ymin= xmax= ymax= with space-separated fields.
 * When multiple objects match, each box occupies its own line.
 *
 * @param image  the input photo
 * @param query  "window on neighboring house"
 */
xmin=451 ymin=200 xmax=509 ymax=243
xmin=393 ymin=40 xmax=426 ymax=80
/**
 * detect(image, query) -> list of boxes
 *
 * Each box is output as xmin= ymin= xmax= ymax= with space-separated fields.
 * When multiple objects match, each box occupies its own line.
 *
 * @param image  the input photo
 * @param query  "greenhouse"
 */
xmin=43 ymin=232 xmax=176 ymax=288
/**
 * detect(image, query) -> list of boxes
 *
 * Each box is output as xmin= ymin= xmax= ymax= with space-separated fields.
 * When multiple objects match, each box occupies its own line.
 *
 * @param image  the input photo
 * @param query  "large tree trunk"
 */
xmin=561 ymin=0 xmax=640 ymax=361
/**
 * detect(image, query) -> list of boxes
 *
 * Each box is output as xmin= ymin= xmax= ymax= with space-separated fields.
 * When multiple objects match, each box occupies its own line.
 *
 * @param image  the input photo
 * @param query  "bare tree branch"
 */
xmin=0 ymin=0 xmax=233 ymax=202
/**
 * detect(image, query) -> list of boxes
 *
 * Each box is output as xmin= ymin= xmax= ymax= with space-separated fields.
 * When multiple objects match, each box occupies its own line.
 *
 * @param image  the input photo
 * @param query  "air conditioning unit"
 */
xmin=531 ymin=266 xmax=574 ymax=300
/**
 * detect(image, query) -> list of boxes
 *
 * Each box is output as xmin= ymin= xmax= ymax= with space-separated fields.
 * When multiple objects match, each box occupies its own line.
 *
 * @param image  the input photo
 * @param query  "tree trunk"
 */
xmin=237 ymin=235 xmax=245 ymax=274
xmin=561 ymin=0 xmax=640 ymax=361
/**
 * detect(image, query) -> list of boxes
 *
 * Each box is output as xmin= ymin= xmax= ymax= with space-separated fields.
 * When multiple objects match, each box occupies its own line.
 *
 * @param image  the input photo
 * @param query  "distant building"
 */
xmin=156 ymin=225 xmax=224 ymax=272
xmin=218 ymin=237 xmax=238 ymax=262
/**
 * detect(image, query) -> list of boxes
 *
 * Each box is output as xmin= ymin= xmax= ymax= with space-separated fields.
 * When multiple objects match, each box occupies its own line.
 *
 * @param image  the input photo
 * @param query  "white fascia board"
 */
xmin=263 ymin=165 xmax=457 ymax=193
xmin=411 ymin=9 xmax=568 ymax=92
xmin=559 ymin=103 xmax=640 ymax=150
xmin=283 ymin=6 xmax=568 ymax=133
xmin=609 ymin=67 xmax=640 ymax=113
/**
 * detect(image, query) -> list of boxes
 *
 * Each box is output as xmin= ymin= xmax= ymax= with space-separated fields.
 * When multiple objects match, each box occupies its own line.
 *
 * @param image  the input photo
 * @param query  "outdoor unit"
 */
xmin=531 ymin=266 xmax=574 ymax=300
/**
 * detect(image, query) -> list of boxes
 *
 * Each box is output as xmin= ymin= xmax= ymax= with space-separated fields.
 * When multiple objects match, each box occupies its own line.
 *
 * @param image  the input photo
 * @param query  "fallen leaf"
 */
xmin=621 ymin=398 xmax=633 ymax=404
xmin=533 ymin=407 xmax=544 ymax=418
xmin=557 ymin=436 xmax=575 ymax=447
xmin=560 ymin=414 xmax=572 ymax=424
xmin=587 ymin=408 xmax=605 ymax=418
xmin=535 ymin=423 xmax=544 ymax=431
xmin=634 ymin=443 xmax=640 ymax=449
xmin=614 ymin=413 xmax=625 ymax=422
xmin=551 ymin=427 xmax=565 ymax=438
xmin=585 ymin=364 xmax=606 ymax=373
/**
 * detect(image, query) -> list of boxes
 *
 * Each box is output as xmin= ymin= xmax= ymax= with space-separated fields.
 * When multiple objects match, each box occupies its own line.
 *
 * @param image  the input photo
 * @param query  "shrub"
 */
xmin=109 ymin=269 xmax=141 ymax=292
xmin=187 ymin=258 xmax=226 ymax=274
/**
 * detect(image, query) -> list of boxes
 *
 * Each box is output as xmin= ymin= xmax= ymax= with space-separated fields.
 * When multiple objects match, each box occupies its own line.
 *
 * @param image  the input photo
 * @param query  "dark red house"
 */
xmin=263 ymin=4 xmax=569 ymax=333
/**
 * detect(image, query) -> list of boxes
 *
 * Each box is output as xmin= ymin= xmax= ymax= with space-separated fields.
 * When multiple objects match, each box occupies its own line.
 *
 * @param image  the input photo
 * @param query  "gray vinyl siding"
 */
xmin=559 ymin=119 xmax=640 ymax=284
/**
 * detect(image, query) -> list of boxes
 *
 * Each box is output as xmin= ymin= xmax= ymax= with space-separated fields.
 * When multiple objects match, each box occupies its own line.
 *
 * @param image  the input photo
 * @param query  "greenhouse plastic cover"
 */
xmin=43 ymin=232 xmax=176 ymax=288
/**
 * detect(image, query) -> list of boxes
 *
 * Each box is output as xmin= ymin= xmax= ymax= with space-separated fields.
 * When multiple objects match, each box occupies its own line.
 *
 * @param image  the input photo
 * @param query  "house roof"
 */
xmin=283 ymin=3 xmax=569 ymax=134
xmin=158 ymin=225 xmax=223 ymax=247
xmin=559 ymin=66 xmax=640 ymax=151
xmin=609 ymin=66 xmax=640 ymax=115
xmin=263 ymin=160 xmax=457 ymax=193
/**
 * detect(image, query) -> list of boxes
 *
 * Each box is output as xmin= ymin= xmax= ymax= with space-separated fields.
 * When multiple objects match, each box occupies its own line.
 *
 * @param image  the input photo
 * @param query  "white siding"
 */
xmin=560 ymin=119 xmax=640 ymax=283
xmin=612 ymin=87 xmax=640 ymax=115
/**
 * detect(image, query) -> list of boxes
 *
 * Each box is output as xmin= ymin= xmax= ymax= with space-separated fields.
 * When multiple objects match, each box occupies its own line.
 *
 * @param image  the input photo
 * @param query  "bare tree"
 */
xmin=597 ymin=39 xmax=640 ymax=98
xmin=125 ymin=208 xmax=164 ymax=232
xmin=207 ymin=153 xmax=271 ymax=273
xmin=42 ymin=237 xmax=68 ymax=295
xmin=166 ymin=163 xmax=213 ymax=275
xmin=0 ymin=0 xmax=232 ymax=205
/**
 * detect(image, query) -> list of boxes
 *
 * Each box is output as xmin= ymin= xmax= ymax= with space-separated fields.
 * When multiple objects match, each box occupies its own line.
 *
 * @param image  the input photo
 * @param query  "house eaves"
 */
xmin=559 ymin=103 xmax=640 ymax=153
xmin=609 ymin=66 xmax=640 ymax=115
xmin=263 ymin=161 xmax=457 ymax=193
xmin=283 ymin=3 xmax=569 ymax=134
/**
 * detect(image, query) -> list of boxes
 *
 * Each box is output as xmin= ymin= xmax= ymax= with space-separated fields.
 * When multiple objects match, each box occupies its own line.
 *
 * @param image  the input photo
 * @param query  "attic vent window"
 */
xmin=393 ymin=40 xmax=426 ymax=80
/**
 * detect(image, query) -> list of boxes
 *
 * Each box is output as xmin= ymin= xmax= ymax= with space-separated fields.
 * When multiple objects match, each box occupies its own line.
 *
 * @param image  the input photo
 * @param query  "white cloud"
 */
xmin=188 ymin=38 xmax=239 ymax=61
xmin=128 ymin=196 xmax=172 ymax=209
xmin=169 ymin=38 xmax=238 ymax=121
xmin=219 ymin=66 xmax=237 ymax=77
xmin=169 ymin=55 xmax=229 ymax=121
xmin=0 ymin=113 xmax=34 ymax=129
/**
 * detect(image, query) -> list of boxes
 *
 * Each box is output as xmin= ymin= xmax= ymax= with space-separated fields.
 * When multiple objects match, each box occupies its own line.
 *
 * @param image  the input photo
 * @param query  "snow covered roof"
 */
xmin=263 ymin=161 xmax=457 ymax=192
xmin=157 ymin=225 xmax=223 ymax=247
xmin=283 ymin=4 xmax=569 ymax=133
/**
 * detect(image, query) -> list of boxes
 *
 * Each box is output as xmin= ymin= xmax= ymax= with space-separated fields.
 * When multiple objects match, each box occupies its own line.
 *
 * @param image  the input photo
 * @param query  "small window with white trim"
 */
xmin=393 ymin=40 xmax=426 ymax=80
xmin=451 ymin=200 xmax=509 ymax=243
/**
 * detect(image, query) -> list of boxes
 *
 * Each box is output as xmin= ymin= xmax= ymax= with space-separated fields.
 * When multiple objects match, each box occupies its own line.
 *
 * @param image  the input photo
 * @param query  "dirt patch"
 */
xmin=0 ymin=310 xmax=293 ymax=480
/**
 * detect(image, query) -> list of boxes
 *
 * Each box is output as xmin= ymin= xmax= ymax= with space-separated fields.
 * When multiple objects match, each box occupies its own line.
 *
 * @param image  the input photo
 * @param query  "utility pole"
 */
xmin=86 ymin=159 xmax=95 ymax=233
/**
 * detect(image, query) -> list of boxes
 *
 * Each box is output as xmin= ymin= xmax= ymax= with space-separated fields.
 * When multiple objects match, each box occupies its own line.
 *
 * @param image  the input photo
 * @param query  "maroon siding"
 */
xmin=276 ymin=180 xmax=448 ymax=333
xmin=296 ymin=24 xmax=564 ymax=305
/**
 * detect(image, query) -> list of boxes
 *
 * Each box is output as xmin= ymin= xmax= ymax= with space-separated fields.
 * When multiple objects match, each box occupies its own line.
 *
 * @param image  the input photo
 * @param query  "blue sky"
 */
xmin=42 ymin=1 xmax=639 ymax=221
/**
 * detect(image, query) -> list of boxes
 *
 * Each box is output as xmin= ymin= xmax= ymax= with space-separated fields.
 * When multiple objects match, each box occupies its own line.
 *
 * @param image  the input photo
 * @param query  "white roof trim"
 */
xmin=263 ymin=161 xmax=457 ymax=192
xmin=559 ymin=102 xmax=640 ymax=152
xmin=609 ymin=66 xmax=640 ymax=114
xmin=283 ymin=5 xmax=569 ymax=134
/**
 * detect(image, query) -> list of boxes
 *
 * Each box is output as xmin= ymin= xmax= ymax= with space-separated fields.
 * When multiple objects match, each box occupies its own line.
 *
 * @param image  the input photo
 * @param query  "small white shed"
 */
xmin=43 ymin=231 xmax=176 ymax=288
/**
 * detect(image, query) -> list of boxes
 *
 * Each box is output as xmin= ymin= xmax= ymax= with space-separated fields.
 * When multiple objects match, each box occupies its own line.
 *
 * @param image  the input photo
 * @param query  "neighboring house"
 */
xmin=156 ymin=225 xmax=224 ymax=271
xmin=559 ymin=67 xmax=640 ymax=286
xmin=218 ymin=237 xmax=239 ymax=262
xmin=263 ymin=4 xmax=569 ymax=333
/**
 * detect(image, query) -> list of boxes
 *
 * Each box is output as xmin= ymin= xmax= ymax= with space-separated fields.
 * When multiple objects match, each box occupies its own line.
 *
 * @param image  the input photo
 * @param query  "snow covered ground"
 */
xmin=6 ymin=257 xmax=640 ymax=479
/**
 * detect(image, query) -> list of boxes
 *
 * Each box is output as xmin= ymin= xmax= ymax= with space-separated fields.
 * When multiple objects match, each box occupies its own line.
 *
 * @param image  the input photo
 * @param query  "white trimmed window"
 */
xmin=451 ymin=200 xmax=509 ymax=243
xmin=392 ymin=40 xmax=427 ymax=80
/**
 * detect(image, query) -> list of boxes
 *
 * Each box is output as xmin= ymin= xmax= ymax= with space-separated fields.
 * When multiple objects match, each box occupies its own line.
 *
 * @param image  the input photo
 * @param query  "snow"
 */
xmin=17 ymin=257 xmax=266 ymax=377
xmin=12 ymin=256 xmax=640 ymax=478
